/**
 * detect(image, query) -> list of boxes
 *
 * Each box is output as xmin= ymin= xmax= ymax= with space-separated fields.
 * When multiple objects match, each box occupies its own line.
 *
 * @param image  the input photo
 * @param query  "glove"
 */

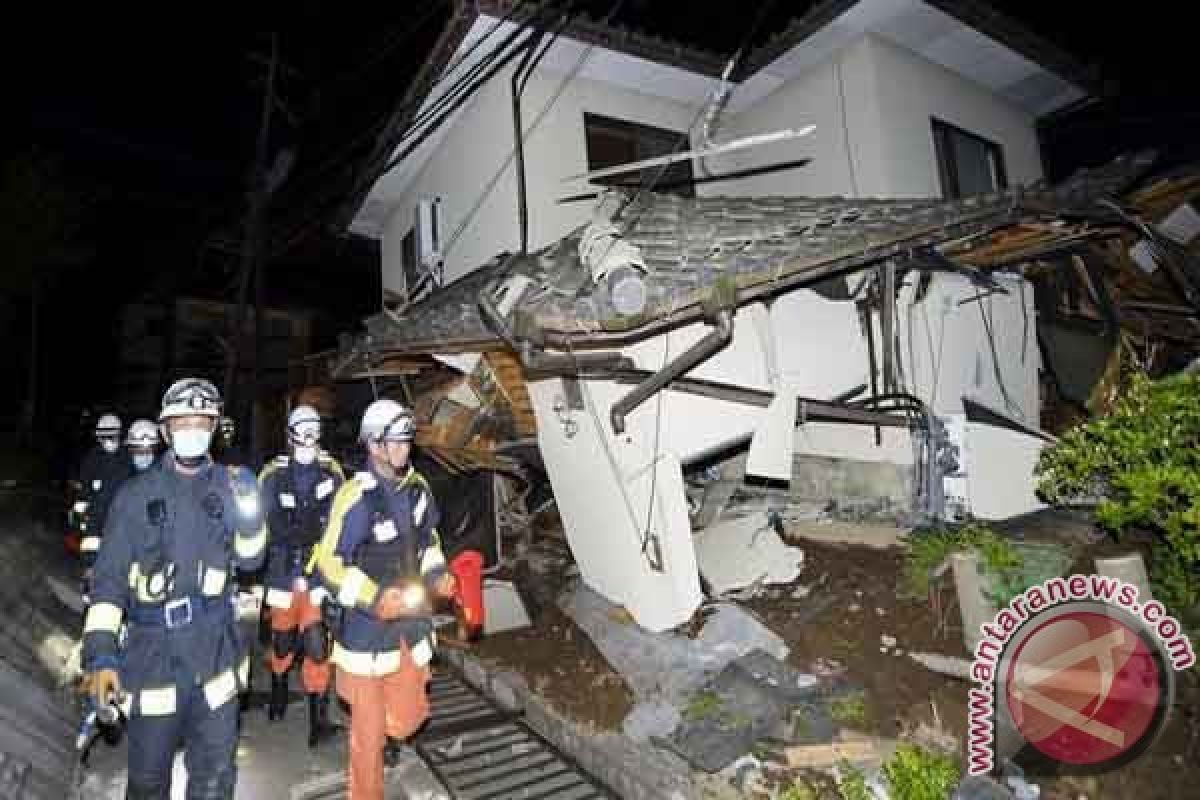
xmin=88 ymin=669 xmax=122 ymax=709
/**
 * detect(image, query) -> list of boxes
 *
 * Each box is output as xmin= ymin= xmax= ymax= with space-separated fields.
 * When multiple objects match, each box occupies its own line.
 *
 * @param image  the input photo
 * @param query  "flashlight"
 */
xmin=401 ymin=583 xmax=426 ymax=611
xmin=234 ymin=492 xmax=259 ymax=518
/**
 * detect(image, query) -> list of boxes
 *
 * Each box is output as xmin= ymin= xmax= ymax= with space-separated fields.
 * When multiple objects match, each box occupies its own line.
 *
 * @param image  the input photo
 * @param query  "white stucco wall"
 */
xmin=377 ymin=33 xmax=1047 ymax=293
xmin=700 ymin=34 xmax=1043 ymax=200
xmin=700 ymin=36 xmax=890 ymax=199
xmin=380 ymin=61 xmax=701 ymax=294
xmin=866 ymin=35 xmax=1044 ymax=198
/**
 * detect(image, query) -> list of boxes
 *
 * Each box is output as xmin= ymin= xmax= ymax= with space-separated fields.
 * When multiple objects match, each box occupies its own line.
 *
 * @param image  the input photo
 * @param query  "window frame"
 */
xmin=931 ymin=117 xmax=1008 ymax=200
xmin=582 ymin=111 xmax=695 ymax=197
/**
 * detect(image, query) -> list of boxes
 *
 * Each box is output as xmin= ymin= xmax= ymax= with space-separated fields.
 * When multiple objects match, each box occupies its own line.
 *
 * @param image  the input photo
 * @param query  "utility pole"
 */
xmin=224 ymin=33 xmax=285 ymax=467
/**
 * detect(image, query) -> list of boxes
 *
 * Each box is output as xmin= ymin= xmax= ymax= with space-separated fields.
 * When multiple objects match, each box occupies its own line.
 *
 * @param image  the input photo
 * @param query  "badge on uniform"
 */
xmin=147 ymin=498 xmax=168 ymax=526
xmin=373 ymin=519 xmax=398 ymax=542
xmin=279 ymin=493 xmax=296 ymax=509
xmin=203 ymin=492 xmax=225 ymax=520
xmin=92 ymin=480 xmax=103 ymax=491
xmin=316 ymin=479 xmax=334 ymax=500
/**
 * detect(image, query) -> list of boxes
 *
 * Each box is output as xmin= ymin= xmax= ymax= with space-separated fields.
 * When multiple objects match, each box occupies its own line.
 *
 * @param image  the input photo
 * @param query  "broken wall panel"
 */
xmin=527 ymin=377 xmax=703 ymax=632
xmin=962 ymin=420 xmax=1047 ymax=520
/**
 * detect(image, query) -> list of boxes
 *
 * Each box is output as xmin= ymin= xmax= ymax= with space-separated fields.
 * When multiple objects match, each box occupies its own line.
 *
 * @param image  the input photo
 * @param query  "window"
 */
xmin=932 ymin=118 xmax=1007 ymax=200
xmin=583 ymin=113 xmax=695 ymax=197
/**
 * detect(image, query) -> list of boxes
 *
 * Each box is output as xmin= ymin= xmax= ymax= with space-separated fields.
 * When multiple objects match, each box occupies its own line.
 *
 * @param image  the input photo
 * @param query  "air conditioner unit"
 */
xmin=415 ymin=197 xmax=444 ymax=280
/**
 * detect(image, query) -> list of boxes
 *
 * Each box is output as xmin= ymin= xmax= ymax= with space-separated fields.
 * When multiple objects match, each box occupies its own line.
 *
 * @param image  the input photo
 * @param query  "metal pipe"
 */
xmin=511 ymin=31 xmax=544 ymax=255
xmin=477 ymin=290 xmax=630 ymax=374
xmin=609 ymin=309 xmax=734 ymax=435
xmin=860 ymin=296 xmax=882 ymax=446
xmin=881 ymin=260 xmax=896 ymax=394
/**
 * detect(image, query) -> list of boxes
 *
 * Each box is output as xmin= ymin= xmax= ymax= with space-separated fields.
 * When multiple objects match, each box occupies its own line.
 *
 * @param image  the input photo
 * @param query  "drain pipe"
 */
xmin=609 ymin=308 xmax=734 ymax=435
xmin=511 ymin=30 xmax=544 ymax=255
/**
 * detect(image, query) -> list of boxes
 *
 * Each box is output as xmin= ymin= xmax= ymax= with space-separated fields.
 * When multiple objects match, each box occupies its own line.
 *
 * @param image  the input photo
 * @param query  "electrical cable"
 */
xmin=442 ymin=0 xmax=623 ymax=258
xmin=974 ymin=290 xmax=1024 ymax=421
xmin=378 ymin=0 xmax=540 ymax=159
xmin=834 ymin=55 xmax=860 ymax=198
xmin=640 ymin=305 xmax=674 ymax=562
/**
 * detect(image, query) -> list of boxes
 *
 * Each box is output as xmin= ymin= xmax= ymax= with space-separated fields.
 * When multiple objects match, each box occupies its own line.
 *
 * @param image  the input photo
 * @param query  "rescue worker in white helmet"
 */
xmin=75 ymin=413 xmax=133 ymax=569
xmin=82 ymin=378 xmax=267 ymax=800
xmin=258 ymin=405 xmax=345 ymax=746
xmin=126 ymin=419 xmax=161 ymax=473
xmin=309 ymin=399 xmax=456 ymax=800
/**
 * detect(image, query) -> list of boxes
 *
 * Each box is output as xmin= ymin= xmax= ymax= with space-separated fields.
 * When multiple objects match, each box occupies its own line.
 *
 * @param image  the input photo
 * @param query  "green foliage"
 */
xmin=779 ymin=779 xmax=818 ymax=800
xmin=903 ymin=523 xmax=1030 ymax=605
xmin=684 ymin=690 xmax=722 ymax=722
xmin=1037 ymin=372 xmax=1200 ymax=612
xmin=830 ymin=691 xmax=870 ymax=729
xmin=836 ymin=762 xmax=872 ymax=800
xmin=880 ymin=744 xmax=960 ymax=800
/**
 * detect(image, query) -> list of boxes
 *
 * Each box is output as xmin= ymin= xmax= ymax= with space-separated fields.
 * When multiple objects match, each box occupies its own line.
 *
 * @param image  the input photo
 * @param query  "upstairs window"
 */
xmin=932 ymin=118 xmax=1008 ymax=200
xmin=583 ymin=112 xmax=695 ymax=197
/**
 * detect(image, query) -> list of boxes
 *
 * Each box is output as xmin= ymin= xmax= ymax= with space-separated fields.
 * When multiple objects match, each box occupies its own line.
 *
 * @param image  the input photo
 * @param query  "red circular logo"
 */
xmin=1005 ymin=610 xmax=1165 ymax=766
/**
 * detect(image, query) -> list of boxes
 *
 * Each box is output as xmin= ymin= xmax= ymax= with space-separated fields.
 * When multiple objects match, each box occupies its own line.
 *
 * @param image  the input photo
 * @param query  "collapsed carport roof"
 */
xmin=333 ymin=150 xmax=1158 ymax=374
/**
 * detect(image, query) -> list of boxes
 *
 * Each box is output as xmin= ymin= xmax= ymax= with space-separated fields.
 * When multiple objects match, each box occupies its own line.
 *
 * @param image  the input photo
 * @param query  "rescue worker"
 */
xmin=258 ymin=404 xmax=345 ymax=746
xmin=76 ymin=413 xmax=133 ymax=567
xmin=310 ymin=399 xmax=456 ymax=800
xmin=126 ymin=418 xmax=161 ymax=473
xmin=82 ymin=378 xmax=267 ymax=800
xmin=214 ymin=415 xmax=248 ymax=468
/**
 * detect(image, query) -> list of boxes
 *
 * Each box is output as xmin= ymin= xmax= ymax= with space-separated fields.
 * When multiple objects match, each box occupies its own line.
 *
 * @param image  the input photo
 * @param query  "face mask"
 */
xmin=100 ymin=439 xmax=119 ymax=454
xmin=132 ymin=453 xmax=155 ymax=471
xmin=172 ymin=429 xmax=212 ymax=460
xmin=293 ymin=445 xmax=317 ymax=465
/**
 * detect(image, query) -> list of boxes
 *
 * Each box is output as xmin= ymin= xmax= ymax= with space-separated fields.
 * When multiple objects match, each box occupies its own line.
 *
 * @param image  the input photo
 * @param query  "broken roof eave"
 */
xmin=340 ymin=146 xmax=1161 ymax=374
xmin=343 ymin=219 xmax=1105 ymax=373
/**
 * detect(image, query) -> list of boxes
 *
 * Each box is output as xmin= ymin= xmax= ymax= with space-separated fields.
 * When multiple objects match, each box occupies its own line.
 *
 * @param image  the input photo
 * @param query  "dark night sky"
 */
xmin=4 ymin=0 xmax=1198 ymax=429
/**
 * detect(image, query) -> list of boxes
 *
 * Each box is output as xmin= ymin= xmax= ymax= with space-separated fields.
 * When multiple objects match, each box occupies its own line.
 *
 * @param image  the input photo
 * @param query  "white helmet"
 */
xmin=96 ymin=414 xmax=122 ymax=437
xmin=125 ymin=419 xmax=159 ymax=449
xmin=159 ymin=378 xmax=222 ymax=421
xmin=359 ymin=399 xmax=415 ymax=443
xmin=287 ymin=404 xmax=322 ymax=446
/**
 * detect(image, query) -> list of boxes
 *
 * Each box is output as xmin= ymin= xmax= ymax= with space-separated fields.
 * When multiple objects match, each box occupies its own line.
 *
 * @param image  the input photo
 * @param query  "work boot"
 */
xmin=239 ymin=674 xmax=254 ymax=714
xmin=268 ymin=673 xmax=288 ymax=721
xmin=307 ymin=694 xmax=337 ymax=749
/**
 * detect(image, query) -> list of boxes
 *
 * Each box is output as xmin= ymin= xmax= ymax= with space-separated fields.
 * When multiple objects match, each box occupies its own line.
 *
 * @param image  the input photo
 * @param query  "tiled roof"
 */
xmin=356 ymin=151 xmax=1155 ymax=358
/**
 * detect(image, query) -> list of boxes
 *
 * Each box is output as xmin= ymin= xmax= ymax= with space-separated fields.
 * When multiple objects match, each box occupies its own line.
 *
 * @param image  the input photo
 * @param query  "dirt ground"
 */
xmin=470 ymin=514 xmax=1200 ymax=799
xmin=472 ymin=538 xmax=634 ymax=731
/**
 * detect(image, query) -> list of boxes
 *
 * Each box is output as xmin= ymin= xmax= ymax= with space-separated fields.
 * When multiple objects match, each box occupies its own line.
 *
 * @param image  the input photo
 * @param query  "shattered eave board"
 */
xmin=342 ymin=152 xmax=1158 ymax=363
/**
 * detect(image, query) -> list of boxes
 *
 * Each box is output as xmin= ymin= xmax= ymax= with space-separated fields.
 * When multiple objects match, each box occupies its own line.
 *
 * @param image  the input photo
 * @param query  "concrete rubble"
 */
xmin=693 ymin=511 xmax=804 ymax=595
xmin=480 ymin=579 xmax=532 ymax=635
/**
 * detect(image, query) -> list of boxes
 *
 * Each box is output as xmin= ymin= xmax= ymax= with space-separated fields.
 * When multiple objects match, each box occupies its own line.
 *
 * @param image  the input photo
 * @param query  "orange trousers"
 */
xmin=335 ymin=646 xmax=430 ymax=800
xmin=268 ymin=590 xmax=331 ymax=694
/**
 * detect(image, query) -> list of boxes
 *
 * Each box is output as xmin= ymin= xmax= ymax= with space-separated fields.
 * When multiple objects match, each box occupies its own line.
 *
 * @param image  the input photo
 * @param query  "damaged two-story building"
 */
xmin=328 ymin=0 xmax=1200 ymax=631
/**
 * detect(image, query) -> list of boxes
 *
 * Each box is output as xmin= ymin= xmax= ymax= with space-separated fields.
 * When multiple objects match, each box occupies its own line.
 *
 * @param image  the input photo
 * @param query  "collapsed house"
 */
xmin=324 ymin=1 xmax=1200 ymax=631
xmin=328 ymin=152 xmax=1200 ymax=632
